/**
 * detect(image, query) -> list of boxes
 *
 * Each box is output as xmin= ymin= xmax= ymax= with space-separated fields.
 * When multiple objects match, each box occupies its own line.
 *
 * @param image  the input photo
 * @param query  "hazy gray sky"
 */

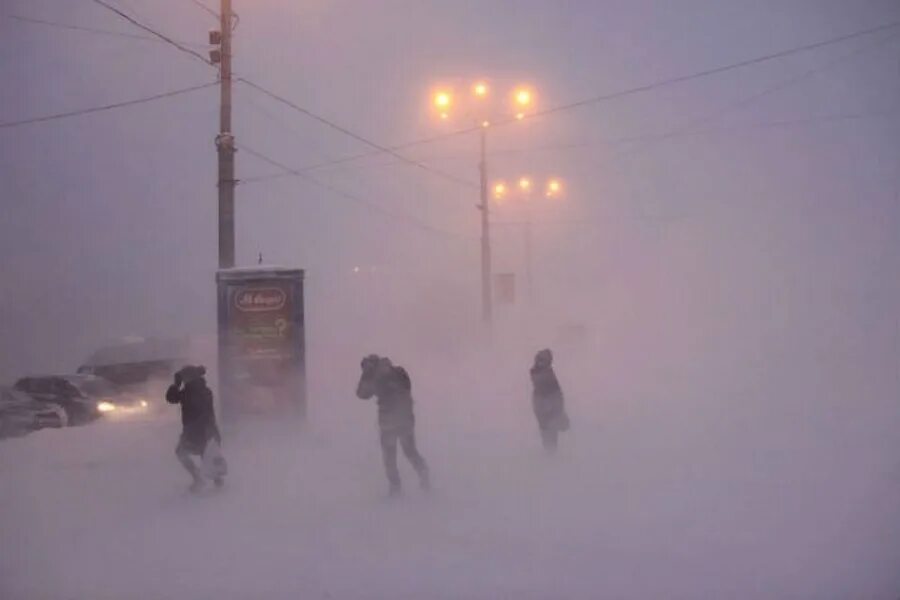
xmin=1 ymin=0 xmax=899 ymax=380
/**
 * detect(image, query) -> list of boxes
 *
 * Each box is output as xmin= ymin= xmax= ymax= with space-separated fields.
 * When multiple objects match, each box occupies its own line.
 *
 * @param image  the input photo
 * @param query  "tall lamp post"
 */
xmin=430 ymin=81 xmax=535 ymax=325
xmin=493 ymin=176 xmax=564 ymax=301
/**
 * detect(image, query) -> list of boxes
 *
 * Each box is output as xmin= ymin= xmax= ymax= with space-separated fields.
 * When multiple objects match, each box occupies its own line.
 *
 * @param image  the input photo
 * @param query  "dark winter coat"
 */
xmin=356 ymin=365 xmax=415 ymax=432
xmin=530 ymin=365 xmax=568 ymax=432
xmin=166 ymin=377 xmax=221 ymax=447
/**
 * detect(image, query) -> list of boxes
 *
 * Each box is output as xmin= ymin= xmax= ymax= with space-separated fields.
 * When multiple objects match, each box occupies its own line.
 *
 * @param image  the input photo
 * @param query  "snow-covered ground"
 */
xmin=3 ymin=349 xmax=900 ymax=599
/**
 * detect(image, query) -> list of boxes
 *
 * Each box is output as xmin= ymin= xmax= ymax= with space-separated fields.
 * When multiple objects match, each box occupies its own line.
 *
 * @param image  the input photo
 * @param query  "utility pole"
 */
xmin=479 ymin=126 xmax=492 ymax=325
xmin=215 ymin=0 xmax=235 ymax=269
xmin=525 ymin=210 xmax=533 ymax=300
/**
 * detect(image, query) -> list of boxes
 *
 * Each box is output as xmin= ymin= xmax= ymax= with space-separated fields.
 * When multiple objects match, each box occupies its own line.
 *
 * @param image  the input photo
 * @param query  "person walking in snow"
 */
xmin=356 ymin=354 xmax=430 ymax=496
xmin=530 ymin=349 xmax=569 ymax=452
xmin=166 ymin=365 xmax=225 ymax=492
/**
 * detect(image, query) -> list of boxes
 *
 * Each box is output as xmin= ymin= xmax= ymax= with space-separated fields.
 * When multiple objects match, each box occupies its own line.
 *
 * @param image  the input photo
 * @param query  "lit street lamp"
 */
xmin=429 ymin=79 xmax=537 ymax=325
xmin=546 ymin=179 xmax=562 ymax=197
xmin=492 ymin=175 xmax=565 ymax=301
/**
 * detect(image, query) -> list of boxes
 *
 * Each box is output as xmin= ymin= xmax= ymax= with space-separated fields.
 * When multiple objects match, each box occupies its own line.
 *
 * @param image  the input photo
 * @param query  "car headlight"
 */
xmin=139 ymin=400 xmax=149 ymax=408
xmin=97 ymin=401 xmax=116 ymax=413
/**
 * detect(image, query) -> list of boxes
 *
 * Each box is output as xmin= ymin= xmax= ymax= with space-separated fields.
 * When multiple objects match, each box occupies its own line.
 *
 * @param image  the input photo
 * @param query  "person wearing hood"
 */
xmin=356 ymin=354 xmax=430 ymax=496
xmin=166 ymin=365 xmax=223 ymax=491
xmin=530 ymin=349 xmax=570 ymax=452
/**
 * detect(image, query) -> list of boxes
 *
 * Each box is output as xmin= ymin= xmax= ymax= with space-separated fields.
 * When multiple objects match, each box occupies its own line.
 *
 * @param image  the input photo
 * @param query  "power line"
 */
xmin=242 ymin=106 xmax=899 ymax=183
xmin=256 ymin=103 xmax=899 ymax=176
xmin=89 ymin=0 xmax=212 ymax=66
xmin=241 ymin=93 xmax=356 ymax=170
xmin=515 ymin=109 xmax=900 ymax=158
xmin=559 ymin=29 xmax=900 ymax=218
xmin=241 ymin=123 xmax=481 ymax=186
xmin=245 ymin=18 xmax=900 ymax=177
xmin=529 ymin=19 xmax=900 ymax=122
xmin=238 ymin=77 xmax=478 ymax=189
xmin=492 ymin=34 xmax=900 ymax=226
xmin=0 ymin=82 xmax=216 ymax=129
xmin=238 ymin=144 xmax=475 ymax=240
xmin=2 ymin=13 xmax=206 ymax=47
xmin=186 ymin=0 xmax=219 ymax=20
xmin=612 ymin=30 xmax=900 ymax=152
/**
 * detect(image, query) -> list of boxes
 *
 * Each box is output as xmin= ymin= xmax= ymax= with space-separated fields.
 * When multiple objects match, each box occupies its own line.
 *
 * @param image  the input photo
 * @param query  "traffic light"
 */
xmin=209 ymin=29 xmax=222 ymax=64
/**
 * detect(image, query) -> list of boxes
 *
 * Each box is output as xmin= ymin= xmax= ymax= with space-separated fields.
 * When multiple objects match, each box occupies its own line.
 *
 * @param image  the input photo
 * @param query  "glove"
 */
xmin=361 ymin=355 xmax=379 ymax=373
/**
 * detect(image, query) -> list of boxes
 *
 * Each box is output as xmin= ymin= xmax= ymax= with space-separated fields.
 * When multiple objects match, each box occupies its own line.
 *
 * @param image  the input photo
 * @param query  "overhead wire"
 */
xmin=525 ymin=19 xmax=900 ymax=123
xmin=62 ymin=3 xmax=477 ymax=191
xmin=601 ymin=30 xmax=900 ymax=156
xmin=241 ymin=93 xmax=358 ymax=172
xmin=490 ymin=33 xmax=900 ymax=229
xmin=257 ymin=106 xmax=899 ymax=175
xmin=240 ymin=17 xmax=900 ymax=181
xmin=2 ymin=13 xmax=204 ymax=46
xmin=586 ymin=30 xmax=900 ymax=222
xmin=0 ymin=82 xmax=217 ymax=129
xmin=9 ymin=2 xmax=477 ymax=198
xmin=89 ymin=0 xmax=212 ymax=65
xmin=238 ymin=78 xmax=478 ymax=189
xmin=282 ymin=30 xmax=900 ymax=184
xmin=25 ymin=3 xmax=899 ymax=216
xmin=186 ymin=0 xmax=219 ymax=20
xmin=238 ymin=144 xmax=475 ymax=241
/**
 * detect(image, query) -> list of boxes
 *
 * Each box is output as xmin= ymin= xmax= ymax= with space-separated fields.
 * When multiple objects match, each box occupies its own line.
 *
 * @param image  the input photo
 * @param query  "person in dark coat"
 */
xmin=166 ymin=365 xmax=223 ymax=491
xmin=356 ymin=354 xmax=430 ymax=496
xmin=530 ymin=349 xmax=569 ymax=452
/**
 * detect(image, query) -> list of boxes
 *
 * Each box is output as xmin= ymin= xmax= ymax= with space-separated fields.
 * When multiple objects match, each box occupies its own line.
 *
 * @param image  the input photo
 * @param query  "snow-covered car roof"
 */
xmin=80 ymin=337 xmax=188 ymax=368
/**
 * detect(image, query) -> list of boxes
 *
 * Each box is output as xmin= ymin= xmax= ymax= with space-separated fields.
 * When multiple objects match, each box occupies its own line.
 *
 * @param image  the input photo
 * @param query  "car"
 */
xmin=63 ymin=374 xmax=154 ymax=417
xmin=13 ymin=375 xmax=107 ymax=425
xmin=77 ymin=337 xmax=188 ymax=386
xmin=0 ymin=388 xmax=67 ymax=439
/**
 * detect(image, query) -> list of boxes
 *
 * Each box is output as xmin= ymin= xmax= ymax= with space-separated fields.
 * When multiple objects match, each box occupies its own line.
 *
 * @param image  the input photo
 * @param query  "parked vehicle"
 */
xmin=0 ymin=388 xmax=67 ymax=439
xmin=77 ymin=337 xmax=188 ymax=387
xmin=64 ymin=374 xmax=153 ymax=417
xmin=13 ymin=375 xmax=105 ymax=425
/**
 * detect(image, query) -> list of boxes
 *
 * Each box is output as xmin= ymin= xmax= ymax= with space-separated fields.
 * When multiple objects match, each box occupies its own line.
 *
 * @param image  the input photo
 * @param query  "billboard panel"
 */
xmin=216 ymin=268 xmax=306 ymax=419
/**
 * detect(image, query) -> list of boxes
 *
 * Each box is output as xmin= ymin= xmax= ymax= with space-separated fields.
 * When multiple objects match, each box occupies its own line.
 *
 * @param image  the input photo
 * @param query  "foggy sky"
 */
xmin=1 ymin=0 xmax=899 ymax=381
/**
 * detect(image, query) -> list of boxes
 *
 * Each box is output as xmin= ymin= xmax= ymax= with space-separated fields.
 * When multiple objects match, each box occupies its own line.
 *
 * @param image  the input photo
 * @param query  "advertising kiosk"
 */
xmin=216 ymin=267 xmax=306 ymax=421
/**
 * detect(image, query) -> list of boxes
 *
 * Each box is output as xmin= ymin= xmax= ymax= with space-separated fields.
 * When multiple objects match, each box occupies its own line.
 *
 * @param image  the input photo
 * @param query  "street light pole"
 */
xmin=216 ymin=0 xmax=236 ymax=269
xmin=525 ymin=206 xmax=533 ymax=300
xmin=479 ymin=125 xmax=492 ymax=325
xmin=430 ymin=81 xmax=534 ymax=326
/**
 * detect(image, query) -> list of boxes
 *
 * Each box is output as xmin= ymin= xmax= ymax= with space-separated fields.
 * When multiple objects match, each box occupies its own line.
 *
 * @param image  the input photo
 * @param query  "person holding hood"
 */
xmin=166 ymin=365 xmax=224 ymax=492
xmin=356 ymin=354 xmax=430 ymax=496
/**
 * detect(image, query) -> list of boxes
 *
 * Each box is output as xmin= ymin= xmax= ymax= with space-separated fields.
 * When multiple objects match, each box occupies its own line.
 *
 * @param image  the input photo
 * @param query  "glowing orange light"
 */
xmin=515 ymin=112 xmax=525 ymax=121
xmin=473 ymin=82 xmax=488 ymax=97
xmin=518 ymin=177 xmax=531 ymax=191
xmin=433 ymin=91 xmax=452 ymax=109
xmin=493 ymin=182 xmax=507 ymax=199
xmin=547 ymin=179 xmax=562 ymax=196
xmin=515 ymin=88 xmax=532 ymax=106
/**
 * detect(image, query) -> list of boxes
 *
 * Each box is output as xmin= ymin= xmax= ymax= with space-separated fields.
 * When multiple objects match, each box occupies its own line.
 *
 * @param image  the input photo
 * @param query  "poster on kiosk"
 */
xmin=216 ymin=267 xmax=306 ymax=421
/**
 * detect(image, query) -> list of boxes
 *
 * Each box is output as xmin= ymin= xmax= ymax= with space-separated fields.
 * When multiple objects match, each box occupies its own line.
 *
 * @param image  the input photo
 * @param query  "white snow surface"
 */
xmin=3 ymin=348 xmax=900 ymax=599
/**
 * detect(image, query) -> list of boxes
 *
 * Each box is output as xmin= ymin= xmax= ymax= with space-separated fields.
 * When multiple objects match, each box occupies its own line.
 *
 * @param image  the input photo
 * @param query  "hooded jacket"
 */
xmin=530 ymin=357 xmax=567 ymax=431
xmin=356 ymin=358 xmax=415 ymax=431
xmin=166 ymin=377 xmax=221 ymax=446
